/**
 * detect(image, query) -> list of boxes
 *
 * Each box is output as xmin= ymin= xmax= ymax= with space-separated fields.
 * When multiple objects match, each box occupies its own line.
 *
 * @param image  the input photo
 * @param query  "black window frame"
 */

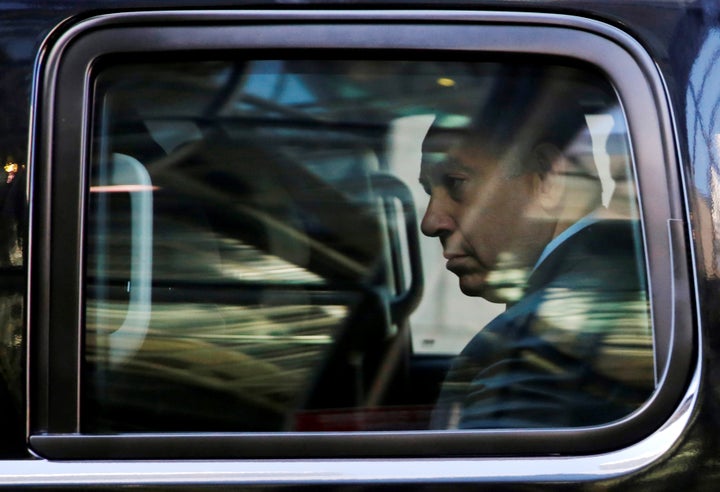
xmin=28 ymin=10 xmax=694 ymax=460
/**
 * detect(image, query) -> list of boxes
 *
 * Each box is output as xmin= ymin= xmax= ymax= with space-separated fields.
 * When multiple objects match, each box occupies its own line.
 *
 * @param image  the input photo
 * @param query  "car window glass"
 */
xmin=84 ymin=58 xmax=654 ymax=433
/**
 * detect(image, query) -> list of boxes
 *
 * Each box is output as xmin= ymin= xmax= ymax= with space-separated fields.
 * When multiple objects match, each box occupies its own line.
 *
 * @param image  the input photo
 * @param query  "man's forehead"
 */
xmin=420 ymin=143 xmax=501 ymax=177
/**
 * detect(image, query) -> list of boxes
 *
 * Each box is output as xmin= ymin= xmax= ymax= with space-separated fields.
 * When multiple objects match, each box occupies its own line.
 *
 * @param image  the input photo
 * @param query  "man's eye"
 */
xmin=443 ymin=175 xmax=466 ymax=194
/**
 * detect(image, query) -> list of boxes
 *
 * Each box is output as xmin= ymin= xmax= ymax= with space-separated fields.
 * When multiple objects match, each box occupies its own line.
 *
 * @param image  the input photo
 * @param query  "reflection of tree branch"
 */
xmin=87 ymin=300 xmax=341 ymax=420
xmin=153 ymin=169 xmax=369 ymax=279
xmin=86 ymin=345 xmax=288 ymax=414
xmin=236 ymin=92 xmax=330 ymax=122
xmin=143 ymin=137 xmax=208 ymax=175
xmin=203 ymin=63 xmax=245 ymax=118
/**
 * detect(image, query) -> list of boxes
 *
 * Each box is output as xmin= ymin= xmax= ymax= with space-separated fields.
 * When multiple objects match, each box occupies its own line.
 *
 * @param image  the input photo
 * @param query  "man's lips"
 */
xmin=442 ymin=250 xmax=466 ymax=261
xmin=445 ymin=254 xmax=480 ymax=274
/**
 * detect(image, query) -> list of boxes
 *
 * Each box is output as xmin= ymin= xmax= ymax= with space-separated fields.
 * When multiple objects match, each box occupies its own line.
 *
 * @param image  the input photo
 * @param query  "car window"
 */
xmin=83 ymin=57 xmax=654 ymax=433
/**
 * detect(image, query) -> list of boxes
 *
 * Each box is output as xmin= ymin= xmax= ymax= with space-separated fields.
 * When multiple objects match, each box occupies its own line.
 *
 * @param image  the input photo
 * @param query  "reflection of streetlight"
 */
xmin=4 ymin=161 xmax=20 ymax=183
xmin=437 ymin=77 xmax=456 ymax=88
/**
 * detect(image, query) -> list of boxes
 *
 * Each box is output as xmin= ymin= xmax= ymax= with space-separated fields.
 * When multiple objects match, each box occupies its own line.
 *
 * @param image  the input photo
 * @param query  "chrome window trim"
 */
xmin=9 ymin=363 xmax=703 ymax=485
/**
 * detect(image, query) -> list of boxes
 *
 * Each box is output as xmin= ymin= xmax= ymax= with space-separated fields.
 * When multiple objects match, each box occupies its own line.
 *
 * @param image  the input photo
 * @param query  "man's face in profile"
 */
xmin=419 ymin=143 xmax=556 ymax=303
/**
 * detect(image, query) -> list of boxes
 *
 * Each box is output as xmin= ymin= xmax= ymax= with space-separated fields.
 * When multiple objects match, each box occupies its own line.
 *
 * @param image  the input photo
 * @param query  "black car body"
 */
xmin=0 ymin=0 xmax=717 ymax=489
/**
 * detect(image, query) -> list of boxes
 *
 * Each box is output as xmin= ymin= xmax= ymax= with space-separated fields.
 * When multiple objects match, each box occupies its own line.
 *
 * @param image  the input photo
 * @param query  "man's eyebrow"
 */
xmin=431 ymin=155 xmax=475 ymax=174
xmin=419 ymin=153 xmax=475 ymax=189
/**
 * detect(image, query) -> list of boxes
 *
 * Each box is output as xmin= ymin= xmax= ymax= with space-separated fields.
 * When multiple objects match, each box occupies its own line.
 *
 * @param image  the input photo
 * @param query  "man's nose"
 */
xmin=420 ymin=195 xmax=455 ymax=238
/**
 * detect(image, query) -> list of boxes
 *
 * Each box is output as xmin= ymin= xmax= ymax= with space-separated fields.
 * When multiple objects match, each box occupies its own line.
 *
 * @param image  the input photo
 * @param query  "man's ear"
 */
xmin=532 ymin=143 xmax=567 ymax=212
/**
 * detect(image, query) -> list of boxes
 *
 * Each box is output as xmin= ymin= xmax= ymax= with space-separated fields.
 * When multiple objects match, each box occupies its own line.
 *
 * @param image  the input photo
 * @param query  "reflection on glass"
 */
xmin=84 ymin=58 xmax=653 ymax=433
xmin=87 ymin=300 xmax=342 ymax=430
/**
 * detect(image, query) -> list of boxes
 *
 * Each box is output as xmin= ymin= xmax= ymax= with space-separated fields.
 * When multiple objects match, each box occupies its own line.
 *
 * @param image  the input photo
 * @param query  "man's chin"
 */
xmin=457 ymin=275 xmax=523 ymax=304
xmin=458 ymin=276 xmax=498 ymax=302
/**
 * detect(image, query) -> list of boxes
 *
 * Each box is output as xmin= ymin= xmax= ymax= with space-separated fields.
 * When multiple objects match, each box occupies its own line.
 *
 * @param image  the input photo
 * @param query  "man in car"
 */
xmin=420 ymin=93 xmax=654 ymax=429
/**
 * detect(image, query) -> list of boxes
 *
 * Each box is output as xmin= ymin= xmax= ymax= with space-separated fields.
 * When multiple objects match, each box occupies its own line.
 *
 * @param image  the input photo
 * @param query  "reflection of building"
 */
xmin=686 ymin=28 xmax=720 ymax=280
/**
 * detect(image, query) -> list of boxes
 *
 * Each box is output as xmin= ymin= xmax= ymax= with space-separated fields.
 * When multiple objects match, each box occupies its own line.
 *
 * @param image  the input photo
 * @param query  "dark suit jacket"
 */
xmin=432 ymin=219 xmax=655 ymax=429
